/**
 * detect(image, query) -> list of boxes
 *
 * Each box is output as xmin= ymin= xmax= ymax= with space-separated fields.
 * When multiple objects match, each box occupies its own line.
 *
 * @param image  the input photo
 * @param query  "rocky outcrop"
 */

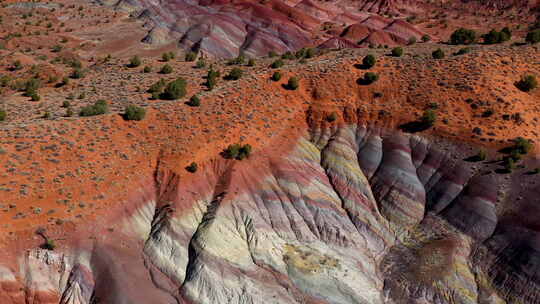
xmin=1 ymin=122 xmax=539 ymax=303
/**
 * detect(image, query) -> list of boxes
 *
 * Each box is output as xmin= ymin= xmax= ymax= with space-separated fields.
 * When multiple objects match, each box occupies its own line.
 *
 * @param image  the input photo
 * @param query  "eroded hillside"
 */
xmin=0 ymin=41 xmax=539 ymax=303
xmin=1 ymin=0 xmax=540 ymax=302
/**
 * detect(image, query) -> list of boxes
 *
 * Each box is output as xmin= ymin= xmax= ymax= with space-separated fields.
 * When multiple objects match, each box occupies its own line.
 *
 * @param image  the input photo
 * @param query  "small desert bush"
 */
xmin=391 ymin=47 xmax=403 ymax=57
xmin=271 ymin=71 xmax=282 ymax=81
xmin=161 ymin=78 xmax=187 ymax=100
xmin=225 ymin=68 xmax=243 ymax=80
xmin=123 ymin=105 xmax=146 ymax=121
xmin=515 ymin=75 xmax=538 ymax=92
xmin=79 ymin=100 xmax=108 ymax=117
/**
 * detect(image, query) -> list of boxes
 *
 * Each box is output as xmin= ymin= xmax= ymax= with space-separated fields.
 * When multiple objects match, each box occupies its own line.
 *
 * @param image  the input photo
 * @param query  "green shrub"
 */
xmin=450 ymin=28 xmax=477 ymax=45
xmin=286 ymin=77 xmax=299 ymax=90
xmin=295 ymin=47 xmax=315 ymax=59
xmin=271 ymin=59 xmax=284 ymax=69
xmin=185 ymin=51 xmax=197 ymax=62
xmin=513 ymin=137 xmax=533 ymax=155
xmin=326 ymin=112 xmax=337 ymax=122
xmin=268 ymin=51 xmax=278 ymax=57
xmin=432 ymin=48 xmax=445 ymax=59
xmin=482 ymin=28 xmax=511 ymax=44
xmin=162 ymin=52 xmax=173 ymax=62
xmin=515 ymin=75 xmax=538 ymax=92
xmin=223 ymin=143 xmax=252 ymax=160
xmin=0 ymin=109 xmax=6 ymax=121
xmin=362 ymin=54 xmax=376 ymax=68
xmin=421 ymin=34 xmax=431 ymax=42
xmin=227 ymin=54 xmax=245 ymax=65
xmin=161 ymin=78 xmax=186 ymax=100
xmin=391 ymin=47 xmax=403 ymax=57
xmin=363 ymin=72 xmax=379 ymax=84
xmin=123 ymin=105 xmax=146 ymax=121
xmin=187 ymin=95 xmax=200 ymax=106
xmin=271 ymin=71 xmax=282 ymax=81
xmin=62 ymin=100 xmax=70 ymax=108
xmin=247 ymin=58 xmax=256 ymax=66
xmin=281 ymin=51 xmax=295 ymax=60
xmin=143 ymin=66 xmax=152 ymax=73
xmin=421 ymin=109 xmax=437 ymax=126
xmin=225 ymin=68 xmax=243 ymax=80
xmin=526 ymin=29 xmax=540 ymax=44
xmin=43 ymin=239 xmax=56 ymax=250
xmin=128 ymin=55 xmax=141 ymax=67
xmin=195 ymin=59 xmax=206 ymax=69
xmin=0 ymin=75 xmax=11 ymax=87
xmin=159 ymin=64 xmax=173 ymax=74
xmin=70 ymin=68 xmax=85 ymax=79
xmin=407 ymin=36 xmax=417 ymax=45
xmin=24 ymin=78 xmax=40 ymax=96
xmin=79 ymin=100 xmax=108 ymax=117
xmin=147 ymin=79 xmax=166 ymax=98
xmin=206 ymin=66 xmax=220 ymax=90
xmin=30 ymin=92 xmax=40 ymax=101
xmin=66 ymin=107 xmax=74 ymax=117
xmin=186 ymin=162 xmax=198 ymax=172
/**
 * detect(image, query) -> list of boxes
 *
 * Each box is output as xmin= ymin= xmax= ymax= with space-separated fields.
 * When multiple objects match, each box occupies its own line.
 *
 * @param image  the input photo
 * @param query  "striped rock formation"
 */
xmin=1 ymin=123 xmax=539 ymax=303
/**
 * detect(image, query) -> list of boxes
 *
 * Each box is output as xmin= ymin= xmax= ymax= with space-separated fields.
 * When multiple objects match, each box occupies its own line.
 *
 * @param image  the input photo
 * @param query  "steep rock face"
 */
xmin=0 ymin=124 xmax=539 ymax=303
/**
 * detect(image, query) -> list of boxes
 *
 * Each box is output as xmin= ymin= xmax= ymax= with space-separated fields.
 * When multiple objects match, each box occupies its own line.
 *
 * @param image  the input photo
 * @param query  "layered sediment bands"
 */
xmin=2 ymin=124 xmax=540 ymax=303
xmin=121 ymin=0 xmax=428 ymax=57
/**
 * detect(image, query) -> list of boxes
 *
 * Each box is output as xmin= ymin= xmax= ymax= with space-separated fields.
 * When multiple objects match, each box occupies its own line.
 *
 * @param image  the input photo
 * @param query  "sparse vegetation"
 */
xmin=186 ymin=162 xmax=198 ymax=172
xmin=526 ymin=29 xmax=540 ymax=44
xmin=450 ymin=28 xmax=477 ymax=45
xmin=227 ymin=54 xmax=245 ymax=65
xmin=187 ymin=95 xmax=200 ymax=106
xmin=421 ymin=109 xmax=437 ymax=126
xmin=161 ymin=78 xmax=187 ymax=100
xmin=123 ymin=105 xmax=146 ymax=121
xmin=271 ymin=59 xmax=284 ymax=69
xmin=482 ymin=27 xmax=511 ymax=44
xmin=128 ymin=55 xmax=141 ymax=68
xmin=515 ymin=75 xmax=538 ymax=92
xmin=0 ymin=109 xmax=6 ymax=121
xmin=185 ymin=51 xmax=197 ymax=62
xmin=362 ymin=54 xmax=376 ymax=68
xmin=391 ymin=47 xmax=403 ymax=57
xmin=206 ymin=66 xmax=220 ymax=90
xmin=43 ymin=239 xmax=56 ymax=250
xmin=286 ymin=77 xmax=299 ymax=90
xmin=79 ymin=100 xmax=108 ymax=117
xmin=271 ymin=71 xmax=282 ymax=81
xmin=223 ymin=143 xmax=252 ymax=160
xmin=432 ymin=48 xmax=445 ymax=59
xmin=326 ymin=112 xmax=337 ymax=122
xmin=362 ymin=72 xmax=379 ymax=84
xmin=162 ymin=52 xmax=175 ymax=62
xmin=195 ymin=59 xmax=206 ymax=69
xmin=159 ymin=64 xmax=173 ymax=74
xmin=225 ymin=68 xmax=243 ymax=80
xmin=70 ymin=68 xmax=85 ymax=79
